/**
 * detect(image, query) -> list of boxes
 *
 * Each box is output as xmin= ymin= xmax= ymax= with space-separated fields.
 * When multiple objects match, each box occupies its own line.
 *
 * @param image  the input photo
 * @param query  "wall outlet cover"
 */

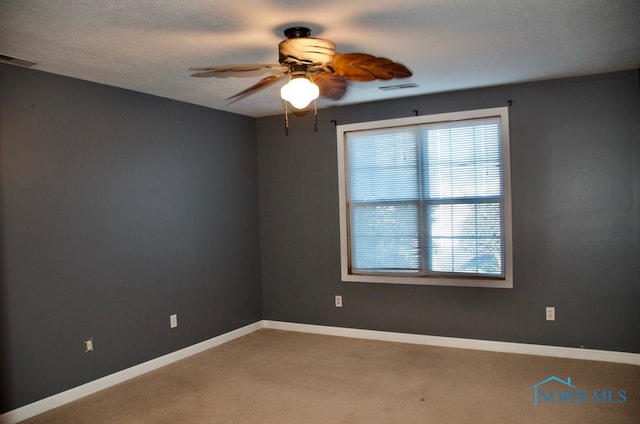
xmin=546 ymin=307 xmax=555 ymax=321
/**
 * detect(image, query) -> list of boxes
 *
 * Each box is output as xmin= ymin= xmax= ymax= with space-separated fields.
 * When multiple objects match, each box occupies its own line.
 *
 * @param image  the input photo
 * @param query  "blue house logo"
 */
xmin=529 ymin=376 xmax=577 ymax=406
xmin=529 ymin=376 xmax=627 ymax=406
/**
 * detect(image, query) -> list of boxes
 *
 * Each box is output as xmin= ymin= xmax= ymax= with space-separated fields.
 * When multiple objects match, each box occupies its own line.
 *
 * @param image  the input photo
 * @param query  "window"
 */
xmin=337 ymin=107 xmax=512 ymax=288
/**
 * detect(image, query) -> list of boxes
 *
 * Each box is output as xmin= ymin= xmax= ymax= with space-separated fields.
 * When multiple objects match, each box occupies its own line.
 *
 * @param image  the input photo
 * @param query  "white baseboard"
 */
xmin=3 ymin=320 xmax=639 ymax=423
xmin=0 ymin=321 xmax=262 ymax=424
xmin=262 ymin=320 xmax=640 ymax=366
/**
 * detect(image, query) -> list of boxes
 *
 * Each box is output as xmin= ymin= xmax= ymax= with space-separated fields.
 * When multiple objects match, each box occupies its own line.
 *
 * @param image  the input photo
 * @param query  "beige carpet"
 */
xmin=22 ymin=329 xmax=640 ymax=423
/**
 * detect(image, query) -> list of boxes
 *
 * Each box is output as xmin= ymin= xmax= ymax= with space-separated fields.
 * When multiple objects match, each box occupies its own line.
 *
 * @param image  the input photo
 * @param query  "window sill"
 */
xmin=342 ymin=272 xmax=513 ymax=288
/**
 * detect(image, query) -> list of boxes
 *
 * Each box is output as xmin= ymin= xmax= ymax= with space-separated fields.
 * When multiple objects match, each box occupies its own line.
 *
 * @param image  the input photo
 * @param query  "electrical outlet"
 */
xmin=546 ymin=307 xmax=555 ymax=321
xmin=170 ymin=314 xmax=178 ymax=328
xmin=84 ymin=338 xmax=94 ymax=352
xmin=335 ymin=295 xmax=343 ymax=308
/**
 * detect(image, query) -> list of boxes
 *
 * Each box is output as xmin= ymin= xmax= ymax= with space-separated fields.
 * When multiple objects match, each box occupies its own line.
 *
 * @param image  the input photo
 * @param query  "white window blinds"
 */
xmin=348 ymin=127 xmax=421 ymax=272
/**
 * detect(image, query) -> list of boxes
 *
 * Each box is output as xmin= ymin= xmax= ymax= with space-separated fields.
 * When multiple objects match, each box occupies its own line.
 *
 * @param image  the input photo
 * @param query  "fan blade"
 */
xmin=190 ymin=64 xmax=286 ymax=77
xmin=191 ymin=71 xmax=225 ymax=78
xmin=226 ymin=72 xmax=288 ymax=102
xmin=330 ymin=53 xmax=412 ymax=82
xmin=312 ymin=72 xmax=348 ymax=100
xmin=190 ymin=64 xmax=284 ymax=72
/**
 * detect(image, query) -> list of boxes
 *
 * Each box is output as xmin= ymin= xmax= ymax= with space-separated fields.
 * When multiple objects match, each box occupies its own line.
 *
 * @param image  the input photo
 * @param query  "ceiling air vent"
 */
xmin=0 ymin=54 xmax=38 ymax=68
xmin=378 ymin=83 xmax=419 ymax=91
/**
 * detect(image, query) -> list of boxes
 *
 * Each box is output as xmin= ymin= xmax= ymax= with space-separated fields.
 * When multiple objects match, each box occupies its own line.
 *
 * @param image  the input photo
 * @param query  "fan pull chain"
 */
xmin=313 ymin=99 xmax=318 ymax=132
xmin=284 ymin=101 xmax=289 ymax=136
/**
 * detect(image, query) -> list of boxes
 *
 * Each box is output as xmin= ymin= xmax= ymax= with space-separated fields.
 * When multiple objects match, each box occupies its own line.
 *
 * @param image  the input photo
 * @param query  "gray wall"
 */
xmin=0 ymin=63 xmax=263 ymax=412
xmin=257 ymin=71 xmax=640 ymax=353
xmin=1 ymin=62 xmax=638 ymax=414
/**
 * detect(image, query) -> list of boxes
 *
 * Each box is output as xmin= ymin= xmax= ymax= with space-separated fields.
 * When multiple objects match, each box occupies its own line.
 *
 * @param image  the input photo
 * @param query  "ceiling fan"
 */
xmin=190 ymin=26 xmax=413 ymax=110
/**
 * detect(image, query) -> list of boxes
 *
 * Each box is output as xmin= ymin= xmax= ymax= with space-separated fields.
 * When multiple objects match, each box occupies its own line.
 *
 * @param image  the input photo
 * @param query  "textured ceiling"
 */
xmin=1 ymin=0 xmax=638 ymax=117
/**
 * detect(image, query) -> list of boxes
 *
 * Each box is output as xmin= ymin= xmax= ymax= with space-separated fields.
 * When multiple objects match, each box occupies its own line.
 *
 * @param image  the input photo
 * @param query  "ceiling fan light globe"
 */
xmin=280 ymin=77 xmax=319 ymax=109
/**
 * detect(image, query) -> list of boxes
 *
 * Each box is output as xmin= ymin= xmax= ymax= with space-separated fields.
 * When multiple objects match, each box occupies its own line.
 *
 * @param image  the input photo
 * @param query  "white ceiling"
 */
xmin=1 ymin=0 xmax=638 ymax=117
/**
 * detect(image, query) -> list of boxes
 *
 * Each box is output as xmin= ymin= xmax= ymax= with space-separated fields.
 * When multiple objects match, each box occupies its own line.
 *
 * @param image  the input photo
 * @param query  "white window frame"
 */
xmin=336 ymin=107 xmax=513 ymax=288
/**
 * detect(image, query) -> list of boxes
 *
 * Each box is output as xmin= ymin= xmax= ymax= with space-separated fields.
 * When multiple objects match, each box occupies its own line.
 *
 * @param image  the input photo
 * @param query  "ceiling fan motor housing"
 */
xmin=279 ymin=27 xmax=335 ymax=67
